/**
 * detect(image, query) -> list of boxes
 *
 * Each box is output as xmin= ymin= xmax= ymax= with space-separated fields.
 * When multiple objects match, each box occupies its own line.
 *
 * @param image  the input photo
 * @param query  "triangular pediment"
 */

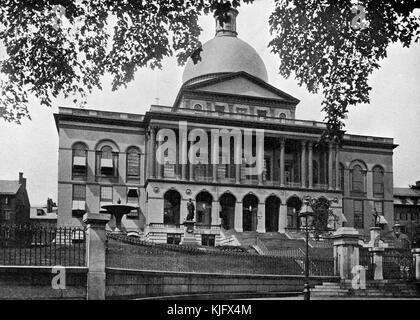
xmin=184 ymin=72 xmax=299 ymax=103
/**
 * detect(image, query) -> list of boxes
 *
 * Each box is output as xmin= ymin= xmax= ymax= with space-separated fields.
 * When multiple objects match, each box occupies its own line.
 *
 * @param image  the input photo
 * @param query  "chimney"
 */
xmin=19 ymin=172 xmax=26 ymax=187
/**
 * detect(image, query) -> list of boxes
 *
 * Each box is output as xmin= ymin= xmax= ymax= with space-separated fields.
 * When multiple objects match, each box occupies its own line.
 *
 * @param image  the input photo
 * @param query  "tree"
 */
xmin=1 ymin=0 xmax=419 ymax=137
xmin=269 ymin=0 xmax=420 ymax=140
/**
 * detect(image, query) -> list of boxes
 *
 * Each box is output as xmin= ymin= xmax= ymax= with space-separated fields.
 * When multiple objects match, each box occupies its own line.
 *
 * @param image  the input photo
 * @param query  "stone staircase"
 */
xmin=311 ymin=281 xmax=420 ymax=298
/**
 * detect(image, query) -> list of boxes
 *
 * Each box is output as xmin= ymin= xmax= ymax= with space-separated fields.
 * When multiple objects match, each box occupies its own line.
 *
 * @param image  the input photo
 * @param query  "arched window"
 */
xmin=373 ymin=166 xmax=385 ymax=198
xmin=96 ymin=144 xmax=118 ymax=177
xmin=351 ymin=164 xmax=366 ymax=195
xmin=279 ymin=113 xmax=287 ymax=123
xmin=126 ymin=147 xmax=140 ymax=179
xmin=193 ymin=104 xmax=203 ymax=111
xmin=72 ymin=142 xmax=88 ymax=178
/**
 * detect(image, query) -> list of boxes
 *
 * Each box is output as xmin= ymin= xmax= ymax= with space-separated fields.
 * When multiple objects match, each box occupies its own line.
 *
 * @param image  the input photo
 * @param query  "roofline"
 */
xmin=173 ymin=71 xmax=301 ymax=108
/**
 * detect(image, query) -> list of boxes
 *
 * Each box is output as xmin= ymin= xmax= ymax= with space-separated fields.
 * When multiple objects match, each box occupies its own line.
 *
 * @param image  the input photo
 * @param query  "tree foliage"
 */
xmin=269 ymin=0 xmax=420 ymax=141
xmin=0 ymin=0 xmax=419 ymax=135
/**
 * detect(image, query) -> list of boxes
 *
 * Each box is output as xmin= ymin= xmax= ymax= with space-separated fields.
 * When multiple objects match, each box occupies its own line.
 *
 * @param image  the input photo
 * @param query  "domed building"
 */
xmin=54 ymin=9 xmax=396 ymax=247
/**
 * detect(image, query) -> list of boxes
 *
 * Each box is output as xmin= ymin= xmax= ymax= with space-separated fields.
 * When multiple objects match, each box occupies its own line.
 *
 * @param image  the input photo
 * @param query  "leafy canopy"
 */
xmin=1 ymin=0 xmax=419 ymax=139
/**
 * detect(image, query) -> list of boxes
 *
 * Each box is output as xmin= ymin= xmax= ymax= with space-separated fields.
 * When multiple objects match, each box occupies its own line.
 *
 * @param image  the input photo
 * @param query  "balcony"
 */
xmin=149 ymin=105 xmax=327 ymax=129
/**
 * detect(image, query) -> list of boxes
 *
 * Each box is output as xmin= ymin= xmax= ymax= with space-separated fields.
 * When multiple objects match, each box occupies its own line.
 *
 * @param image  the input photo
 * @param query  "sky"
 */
xmin=1 ymin=1 xmax=420 ymax=205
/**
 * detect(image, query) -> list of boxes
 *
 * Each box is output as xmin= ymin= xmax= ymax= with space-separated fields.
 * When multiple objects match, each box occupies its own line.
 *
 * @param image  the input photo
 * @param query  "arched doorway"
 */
xmin=265 ymin=196 xmax=280 ymax=232
xmin=219 ymin=193 xmax=236 ymax=230
xmin=243 ymin=194 xmax=259 ymax=232
xmin=286 ymin=196 xmax=302 ymax=229
xmin=163 ymin=190 xmax=181 ymax=225
xmin=196 ymin=191 xmax=213 ymax=225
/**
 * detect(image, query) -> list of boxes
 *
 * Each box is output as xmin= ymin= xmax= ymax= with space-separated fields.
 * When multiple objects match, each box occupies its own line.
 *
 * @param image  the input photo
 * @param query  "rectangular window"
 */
xmin=215 ymin=105 xmax=225 ymax=114
xmin=126 ymin=188 xmax=139 ymax=219
xmin=374 ymin=201 xmax=383 ymax=215
xmin=72 ymin=185 xmax=86 ymax=215
xmin=73 ymin=184 xmax=86 ymax=201
xmin=236 ymin=107 xmax=247 ymax=114
xmin=4 ymin=197 xmax=9 ymax=205
xmin=354 ymin=200 xmax=364 ymax=229
xmin=167 ymin=233 xmax=182 ymax=245
xmin=201 ymin=234 xmax=216 ymax=247
xmin=263 ymin=158 xmax=271 ymax=181
xmin=100 ymin=186 xmax=113 ymax=202
xmin=4 ymin=211 xmax=11 ymax=221
xmin=257 ymin=109 xmax=267 ymax=118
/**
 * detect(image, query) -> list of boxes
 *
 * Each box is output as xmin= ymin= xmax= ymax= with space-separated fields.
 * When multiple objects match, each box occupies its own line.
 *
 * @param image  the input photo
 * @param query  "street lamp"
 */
xmin=299 ymin=196 xmax=315 ymax=301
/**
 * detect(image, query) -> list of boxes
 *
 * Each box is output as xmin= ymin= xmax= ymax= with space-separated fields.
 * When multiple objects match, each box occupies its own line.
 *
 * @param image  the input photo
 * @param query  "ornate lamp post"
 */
xmin=299 ymin=196 xmax=315 ymax=301
xmin=299 ymin=196 xmax=339 ymax=300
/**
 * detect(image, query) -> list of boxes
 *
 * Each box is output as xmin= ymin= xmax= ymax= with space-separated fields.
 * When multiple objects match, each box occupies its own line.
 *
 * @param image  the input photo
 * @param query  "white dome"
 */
xmin=182 ymin=36 xmax=268 ymax=84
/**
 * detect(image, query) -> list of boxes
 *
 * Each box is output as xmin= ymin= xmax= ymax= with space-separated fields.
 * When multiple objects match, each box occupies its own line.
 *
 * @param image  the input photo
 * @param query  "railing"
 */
xmin=0 ymin=225 xmax=86 ymax=266
xmin=148 ymin=223 xmax=183 ymax=229
xmin=151 ymin=105 xmax=328 ymax=129
xmin=195 ymin=224 xmax=222 ymax=231
xmin=106 ymin=233 xmax=305 ymax=276
xmin=382 ymin=249 xmax=414 ymax=280
xmin=269 ymin=248 xmax=305 ymax=258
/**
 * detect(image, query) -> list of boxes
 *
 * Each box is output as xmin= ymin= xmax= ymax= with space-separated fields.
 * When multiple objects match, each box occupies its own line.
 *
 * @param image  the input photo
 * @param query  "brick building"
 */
xmin=0 ymin=172 xmax=31 ymax=225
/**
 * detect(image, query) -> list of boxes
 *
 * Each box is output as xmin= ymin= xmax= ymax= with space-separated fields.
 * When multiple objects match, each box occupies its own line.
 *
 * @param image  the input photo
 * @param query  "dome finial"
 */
xmin=215 ymin=8 xmax=238 ymax=37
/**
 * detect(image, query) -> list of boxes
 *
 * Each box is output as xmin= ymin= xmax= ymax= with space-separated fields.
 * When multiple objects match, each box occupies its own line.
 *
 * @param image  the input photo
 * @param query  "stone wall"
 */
xmin=106 ymin=268 xmax=339 ymax=299
xmin=0 ymin=266 xmax=87 ymax=300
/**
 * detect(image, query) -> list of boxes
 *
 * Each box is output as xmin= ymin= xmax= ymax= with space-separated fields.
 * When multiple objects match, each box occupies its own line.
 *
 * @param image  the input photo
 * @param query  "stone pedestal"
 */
xmin=370 ymin=247 xmax=385 ymax=281
xmin=412 ymin=248 xmax=420 ymax=281
xmin=83 ymin=213 xmax=110 ymax=300
xmin=367 ymin=227 xmax=382 ymax=247
xmin=331 ymin=227 xmax=361 ymax=280
xmin=180 ymin=220 xmax=199 ymax=246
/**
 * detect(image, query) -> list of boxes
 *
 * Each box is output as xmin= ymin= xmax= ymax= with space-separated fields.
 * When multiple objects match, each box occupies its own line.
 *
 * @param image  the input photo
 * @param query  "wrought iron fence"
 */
xmin=0 ymin=224 xmax=86 ymax=266
xmin=382 ymin=249 xmax=414 ymax=280
xmin=359 ymin=247 xmax=374 ymax=280
xmin=106 ymin=233 xmax=317 ymax=276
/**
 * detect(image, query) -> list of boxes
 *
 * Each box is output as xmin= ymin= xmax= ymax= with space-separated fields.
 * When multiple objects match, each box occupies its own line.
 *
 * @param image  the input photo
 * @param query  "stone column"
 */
xmin=280 ymin=139 xmax=285 ymax=187
xmin=301 ymin=141 xmax=306 ymax=188
xmin=308 ymin=142 xmax=313 ymax=189
xmin=412 ymin=248 xmax=420 ymax=281
xmin=257 ymin=135 xmax=264 ymax=186
xmin=257 ymin=202 xmax=266 ymax=233
xmin=335 ymin=144 xmax=340 ymax=191
xmin=331 ymin=227 xmax=361 ymax=280
xmin=150 ymin=127 xmax=156 ymax=179
xmin=234 ymin=202 xmax=243 ymax=232
xmin=328 ymin=142 xmax=334 ymax=190
xmin=180 ymin=128 xmax=188 ymax=181
xmin=157 ymin=136 xmax=163 ymax=179
xmin=211 ymin=200 xmax=220 ymax=225
xmin=211 ymin=130 xmax=218 ymax=183
xmin=370 ymin=247 xmax=384 ymax=281
xmin=83 ymin=213 xmax=111 ymax=300
xmin=278 ymin=204 xmax=287 ymax=233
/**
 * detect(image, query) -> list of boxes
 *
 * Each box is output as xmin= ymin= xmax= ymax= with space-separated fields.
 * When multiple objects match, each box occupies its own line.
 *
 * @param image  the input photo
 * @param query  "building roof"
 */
xmin=394 ymin=187 xmax=420 ymax=198
xmin=182 ymin=9 xmax=268 ymax=85
xmin=0 ymin=180 xmax=21 ymax=195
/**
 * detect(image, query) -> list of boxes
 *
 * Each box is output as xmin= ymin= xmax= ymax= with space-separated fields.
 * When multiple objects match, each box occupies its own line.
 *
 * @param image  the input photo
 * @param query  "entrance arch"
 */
xmin=243 ymin=194 xmax=259 ymax=232
xmin=163 ymin=190 xmax=181 ymax=225
xmin=196 ymin=191 xmax=213 ymax=225
xmin=265 ymin=195 xmax=281 ymax=232
xmin=286 ymin=196 xmax=302 ymax=229
xmin=219 ymin=193 xmax=236 ymax=230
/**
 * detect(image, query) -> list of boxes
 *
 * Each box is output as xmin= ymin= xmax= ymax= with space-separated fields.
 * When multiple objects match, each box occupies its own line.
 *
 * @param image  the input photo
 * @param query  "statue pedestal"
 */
xmin=180 ymin=220 xmax=199 ymax=246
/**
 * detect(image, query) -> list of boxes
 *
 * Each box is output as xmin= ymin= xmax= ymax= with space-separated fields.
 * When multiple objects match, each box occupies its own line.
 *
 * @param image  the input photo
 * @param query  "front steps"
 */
xmin=311 ymin=281 xmax=419 ymax=298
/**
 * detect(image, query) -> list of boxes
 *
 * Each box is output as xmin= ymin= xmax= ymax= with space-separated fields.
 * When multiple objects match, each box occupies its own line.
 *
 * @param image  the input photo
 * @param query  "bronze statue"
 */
xmin=186 ymin=198 xmax=195 ymax=221
xmin=373 ymin=209 xmax=380 ymax=227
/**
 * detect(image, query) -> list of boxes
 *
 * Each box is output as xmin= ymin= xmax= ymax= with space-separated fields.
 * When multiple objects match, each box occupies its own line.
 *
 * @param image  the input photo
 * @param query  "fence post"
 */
xmin=331 ymin=227 xmax=361 ymax=280
xmin=412 ymin=248 xmax=420 ymax=281
xmin=369 ymin=247 xmax=384 ymax=281
xmin=83 ymin=213 xmax=110 ymax=300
